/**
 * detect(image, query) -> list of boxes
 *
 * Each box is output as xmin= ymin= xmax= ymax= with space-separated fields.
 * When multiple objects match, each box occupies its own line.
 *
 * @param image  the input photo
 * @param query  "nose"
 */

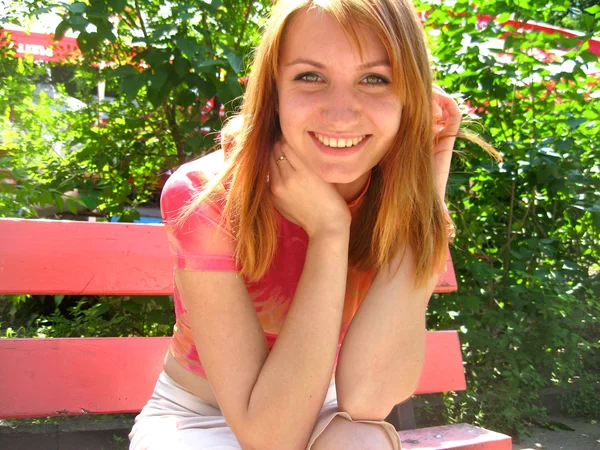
xmin=321 ymin=85 xmax=361 ymax=130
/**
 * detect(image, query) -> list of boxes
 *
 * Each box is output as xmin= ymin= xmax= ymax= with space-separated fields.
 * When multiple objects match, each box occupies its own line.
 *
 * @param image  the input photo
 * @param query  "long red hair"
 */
xmin=177 ymin=0 xmax=497 ymax=286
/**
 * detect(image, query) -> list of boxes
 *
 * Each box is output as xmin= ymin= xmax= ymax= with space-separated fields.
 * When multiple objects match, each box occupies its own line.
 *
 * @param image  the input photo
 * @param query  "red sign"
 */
xmin=1 ymin=29 xmax=80 ymax=62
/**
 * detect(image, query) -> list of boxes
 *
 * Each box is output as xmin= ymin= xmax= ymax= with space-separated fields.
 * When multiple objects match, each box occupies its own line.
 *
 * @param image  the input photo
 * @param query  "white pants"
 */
xmin=129 ymin=371 xmax=401 ymax=449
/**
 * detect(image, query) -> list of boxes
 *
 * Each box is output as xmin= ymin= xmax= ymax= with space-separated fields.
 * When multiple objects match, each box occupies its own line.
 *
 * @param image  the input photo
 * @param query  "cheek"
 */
xmin=279 ymin=94 xmax=318 ymax=136
xmin=281 ymin=92 xmax=317 ymax=115
xmin=366 ymin=97 xmax=402 ymax=135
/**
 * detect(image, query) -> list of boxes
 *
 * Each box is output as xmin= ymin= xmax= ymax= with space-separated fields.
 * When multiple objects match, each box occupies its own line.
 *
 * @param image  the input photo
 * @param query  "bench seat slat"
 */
xmin=0 ymin=218 xmax=458 ymax=295
xmin=0 ymin=331 xmax=465 ymax=419
xmin=0 ymin=337 xmax=170 ymax=419
xmin=399 ymin=423 xmax=512 ymax=449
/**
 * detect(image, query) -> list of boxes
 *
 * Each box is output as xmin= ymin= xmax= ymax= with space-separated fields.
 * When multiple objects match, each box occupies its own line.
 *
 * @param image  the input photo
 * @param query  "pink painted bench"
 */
xmin=0 ymin=218 xmax=511 ymax=449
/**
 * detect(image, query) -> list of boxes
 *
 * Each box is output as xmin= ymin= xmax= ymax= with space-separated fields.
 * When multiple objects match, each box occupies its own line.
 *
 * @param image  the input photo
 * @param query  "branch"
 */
xmin=134 ymin=0 xmax=149 ymax=41
xmin=202 ymin=14 xmax=214 ymax=51
xmin=499 ymin=189 xmax=532 ymax=258
xmin=153 ymin=118 xmax=177 ymax=169
xmin=454 ymin=205 xmax=491 ymax=260
xmin=503 ymin=180 xmax=516 ymax=281
xmin=165 ymin=103 xmax=186 ymax=165
xmin=489 ymin=258 xmax=495 ymax=307
xmin=531 ymin=208 xmax=549 ymax=238
xmin=552 ymin=199 xmax=559 ymax=232
xmin=235 ymin=0 xmax=254 ymax=52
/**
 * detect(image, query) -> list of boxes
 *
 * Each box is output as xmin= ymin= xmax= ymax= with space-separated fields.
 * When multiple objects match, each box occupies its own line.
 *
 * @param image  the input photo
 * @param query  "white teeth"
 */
xmin=315 ymin=133 xmax=366 ymax=148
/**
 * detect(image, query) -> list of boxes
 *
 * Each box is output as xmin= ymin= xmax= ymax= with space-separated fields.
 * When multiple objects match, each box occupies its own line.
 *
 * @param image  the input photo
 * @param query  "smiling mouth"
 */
xmin=313 ymin=132 xmax=368 ymax=148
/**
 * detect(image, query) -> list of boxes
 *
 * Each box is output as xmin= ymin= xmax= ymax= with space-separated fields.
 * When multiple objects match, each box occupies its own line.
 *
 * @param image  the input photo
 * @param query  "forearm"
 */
xmin=245 ymin=229 xmax=349 ymax=450
xmin=335 ymin=252 xmax=438 ymax=420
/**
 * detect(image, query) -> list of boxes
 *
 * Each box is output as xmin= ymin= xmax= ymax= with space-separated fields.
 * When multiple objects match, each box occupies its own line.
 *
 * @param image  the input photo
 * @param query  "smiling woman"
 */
xmin=128 ymin=0 xmax=476 ymax=449
xmin=276 ymin=9 xmax=401 ymax=197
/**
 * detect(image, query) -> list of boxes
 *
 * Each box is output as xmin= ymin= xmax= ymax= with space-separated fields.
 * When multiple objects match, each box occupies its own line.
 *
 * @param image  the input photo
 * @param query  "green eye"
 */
xmin=295 ymin=72 xmax=320 ymax=83
xmin=363 ymin=75 xmax=389 ymax=86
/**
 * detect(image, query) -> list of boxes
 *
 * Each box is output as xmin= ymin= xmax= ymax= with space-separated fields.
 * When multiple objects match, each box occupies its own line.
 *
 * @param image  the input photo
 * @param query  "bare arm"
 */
xmin=179 ymin=142 xmax=352 ymax=450
xmin=334 ymin=249 xmax=438 ymax=420
xmin=335 ymin=86 xmax=461 ymax=420
xmin=179 ymin=228 xmax=349 ymax=450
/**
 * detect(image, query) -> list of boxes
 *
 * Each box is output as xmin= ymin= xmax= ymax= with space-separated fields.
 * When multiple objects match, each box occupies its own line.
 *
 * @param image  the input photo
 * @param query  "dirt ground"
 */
xmin=512 ymin=416 xmax=600 ymax=450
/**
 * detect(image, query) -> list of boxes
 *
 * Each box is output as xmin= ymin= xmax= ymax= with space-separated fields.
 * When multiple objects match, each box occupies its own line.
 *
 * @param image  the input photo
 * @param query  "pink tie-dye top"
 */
xmin=160 ymin=151 xmax=375 ymax=378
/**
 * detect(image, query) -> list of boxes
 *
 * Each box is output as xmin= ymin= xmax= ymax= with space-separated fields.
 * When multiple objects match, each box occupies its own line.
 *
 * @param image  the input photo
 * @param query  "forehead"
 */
xmin=279 ymin=8 xmax=388 ymax=65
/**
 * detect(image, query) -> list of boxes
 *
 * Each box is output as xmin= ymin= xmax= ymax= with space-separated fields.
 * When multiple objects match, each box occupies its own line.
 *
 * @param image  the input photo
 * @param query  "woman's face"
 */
xmin=276 ymin=8 xmax=403 ymax=199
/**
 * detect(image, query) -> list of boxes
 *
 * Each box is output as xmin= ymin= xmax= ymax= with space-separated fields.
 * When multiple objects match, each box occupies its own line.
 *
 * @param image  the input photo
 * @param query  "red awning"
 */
xmin=1 ymin=28 xmax=80 ymax=62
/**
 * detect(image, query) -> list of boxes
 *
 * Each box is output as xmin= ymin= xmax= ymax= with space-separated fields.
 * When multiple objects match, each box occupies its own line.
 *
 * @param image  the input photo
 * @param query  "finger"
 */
xmin=277 ymin=138 xmax=304 ymax=171
xmin=433 ymin=88 xmax=460 ymax=119
xmin=271 ymin=140 xmax=293 ymax=172
xmin=269 ymin=149 xmax=283 ymax=185
xmin=432 ymin=99 xmax=443 ymax=122
xmin=433 ymin=100 xmax=461 ymax=137
xmin=432 ymin=93 xmax=445 ymax=136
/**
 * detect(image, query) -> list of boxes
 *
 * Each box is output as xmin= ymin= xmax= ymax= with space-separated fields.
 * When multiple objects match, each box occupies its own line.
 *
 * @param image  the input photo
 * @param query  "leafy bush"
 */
xmin=421 ymin=0 xmax=600 ymax=436
xmin=560 ymin=373 xmax=600 ymax=418
xmin=1 ymin=294 xmax=173 ymax=338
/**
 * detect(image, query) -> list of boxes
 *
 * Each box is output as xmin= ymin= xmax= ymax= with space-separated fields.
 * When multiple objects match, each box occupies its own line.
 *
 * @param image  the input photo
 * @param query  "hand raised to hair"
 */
xmin=269 ymin=139 xmax=351 ymax=238
xmin=431 ymin=84 xmax=461 ymax=202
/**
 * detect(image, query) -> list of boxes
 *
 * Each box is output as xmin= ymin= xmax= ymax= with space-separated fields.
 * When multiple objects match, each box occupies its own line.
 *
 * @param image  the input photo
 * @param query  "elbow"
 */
xmin=337 ymin=392 xmax=398 ymax=421
xmin=236 ymin=404 xmax=315 ymax=450
xmin=239 ymin=424 xmax=307 ymax=450
xmin=238 ymin=436 xmax=277 ymax=450
xmin=242 ymin=438 xmax=304 ymax=450
xmin=336 ymin=377 xmax=419 ymax=422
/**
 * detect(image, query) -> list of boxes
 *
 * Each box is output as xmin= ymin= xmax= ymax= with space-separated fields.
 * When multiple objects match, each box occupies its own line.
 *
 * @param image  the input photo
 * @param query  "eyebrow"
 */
xmin=285 ymin=58 xmax=391 ymax=70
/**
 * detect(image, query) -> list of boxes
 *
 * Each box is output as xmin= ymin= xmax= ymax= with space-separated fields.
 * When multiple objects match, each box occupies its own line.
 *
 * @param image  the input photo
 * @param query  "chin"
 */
xmin=319 ymin=170 xmax=366 ymax=185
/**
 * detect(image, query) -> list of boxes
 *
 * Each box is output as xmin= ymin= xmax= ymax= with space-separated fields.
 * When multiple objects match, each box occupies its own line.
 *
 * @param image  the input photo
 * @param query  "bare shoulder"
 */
xmin=167 ymin=149 xmax=227 ymax=188
xmin=161 ymin=150 xmax=228 ymax=217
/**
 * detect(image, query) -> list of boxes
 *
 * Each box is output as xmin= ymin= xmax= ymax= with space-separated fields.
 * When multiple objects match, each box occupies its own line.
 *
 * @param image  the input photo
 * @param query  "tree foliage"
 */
xmin=1 ymin=0 xmax=599 ymax=435
xmin=1 ymin=0 xmax=270 ymax=219
xmin=419 ymin=0 xmax=600 ymax=434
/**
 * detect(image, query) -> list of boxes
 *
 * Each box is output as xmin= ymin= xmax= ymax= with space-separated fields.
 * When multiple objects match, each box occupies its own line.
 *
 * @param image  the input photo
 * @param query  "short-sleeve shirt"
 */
xmin=161 ymin=150 xmax=376 ymax=378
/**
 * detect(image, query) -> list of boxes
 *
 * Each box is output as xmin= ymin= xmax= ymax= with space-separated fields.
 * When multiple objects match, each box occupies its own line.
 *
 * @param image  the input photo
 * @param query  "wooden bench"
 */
xmin=0 ymin=218 xmax=512 ymax=449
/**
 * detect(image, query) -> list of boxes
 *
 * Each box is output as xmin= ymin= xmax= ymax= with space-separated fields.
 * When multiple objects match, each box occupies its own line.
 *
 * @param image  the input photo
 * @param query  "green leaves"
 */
xmin=106 ymin=0 xmax=127 ymax=14
xmin=423 ymin=0 xmax=599 ymax=435
xmin=175 ymin=35 xmax=211 ymax=61
xmin=69 ymin=2 xmax=87 ymax=13
xmin=54 ymin=20 xmax=70 ymax=41
xmin=120 ymin=73 xmax=145 ymax=100
xmin=222 ymin=45 xmax=242 ymax=73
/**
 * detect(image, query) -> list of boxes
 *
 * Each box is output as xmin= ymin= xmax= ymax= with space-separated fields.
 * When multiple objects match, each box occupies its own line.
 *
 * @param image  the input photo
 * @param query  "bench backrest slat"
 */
xmin=0 ymin=331 xmax=465 ymax=419
xmin=1 ymin=219 xmax=173 ymax=295
xmin=0 ymin=218 xmax=462 ymax=419
xmin=0 ymin=218 xmax=458 ymax=295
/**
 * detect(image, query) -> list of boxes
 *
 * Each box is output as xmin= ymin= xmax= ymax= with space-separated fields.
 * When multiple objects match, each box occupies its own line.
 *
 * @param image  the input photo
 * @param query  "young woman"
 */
xmin=129 ymin=0 xmax=478 ymax=448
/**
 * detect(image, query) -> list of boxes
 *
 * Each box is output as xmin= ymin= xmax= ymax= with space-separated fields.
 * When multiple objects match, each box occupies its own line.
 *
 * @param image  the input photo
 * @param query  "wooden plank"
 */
xmin=0 ymin=331 xmax=465 ymax=419
xmin=399 ymin=423 xmax=512 ymax=449
xmin=0 ymin=218 xmax=458 ymax=295
xmin=0 ymin=337 xmax=170 ymax=419
xmin=414 ymin=331 xmax=466 ymax=394
xmin=0 ymin=219 xmax=173 ymax=295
